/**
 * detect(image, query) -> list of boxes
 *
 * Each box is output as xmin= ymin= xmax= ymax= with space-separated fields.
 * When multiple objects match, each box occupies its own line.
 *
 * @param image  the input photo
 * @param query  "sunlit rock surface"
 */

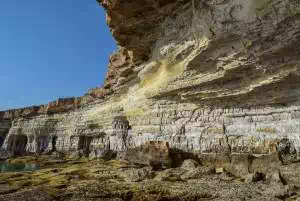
xmin=0 ymin=0 xmax=299 ymax=185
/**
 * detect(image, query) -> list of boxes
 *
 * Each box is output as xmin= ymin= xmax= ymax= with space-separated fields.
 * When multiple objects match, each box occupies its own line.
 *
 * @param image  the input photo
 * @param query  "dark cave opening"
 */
xmin=36 ymin=136 xmax=50 ymax=154
xmin=7 ymin=135 xmax=28 ymax=156
xmin=78 ymin=136 xmax=93 ymax=155
xmin=52 ymin=136 xmax=58 ymax=151
xmin=0 ymin=136 xmax=4 ymax=148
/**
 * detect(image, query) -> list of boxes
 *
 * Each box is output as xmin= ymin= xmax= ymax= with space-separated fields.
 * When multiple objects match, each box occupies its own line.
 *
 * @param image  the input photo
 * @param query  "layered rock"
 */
xmin=0 ymin=0 xmax=299 ymax=184
xmin=0 ymin=120 xmax=10 ymax=148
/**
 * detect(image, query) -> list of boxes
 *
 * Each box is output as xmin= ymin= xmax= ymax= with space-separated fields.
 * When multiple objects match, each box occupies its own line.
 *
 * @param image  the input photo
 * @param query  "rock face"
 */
xmin=0 ymin=120 xmax=10 ymax=148
xmin=0 ymin=0 xmax=300 ymax=185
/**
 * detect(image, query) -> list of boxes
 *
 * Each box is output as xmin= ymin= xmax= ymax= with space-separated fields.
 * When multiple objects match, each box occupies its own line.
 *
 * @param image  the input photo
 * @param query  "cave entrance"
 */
xmin=0 ymin=136 xmax=4 ymax=148
xmin=15 ymin=135 xmax=28 ymax=156
xmin=36 ymin=136 xmax=50 ymax=154
xmin=52 ymin=136 xmax=58 ymax=151
xmin=7 ymin=135 xmax=28 ymax=156
xmin=78 ymin=136 xmax=93 ymax=155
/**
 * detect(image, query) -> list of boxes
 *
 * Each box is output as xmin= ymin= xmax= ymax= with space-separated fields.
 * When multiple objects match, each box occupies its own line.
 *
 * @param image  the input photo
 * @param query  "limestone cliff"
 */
xmin=0 ymin=0 xmax=300 ymax=173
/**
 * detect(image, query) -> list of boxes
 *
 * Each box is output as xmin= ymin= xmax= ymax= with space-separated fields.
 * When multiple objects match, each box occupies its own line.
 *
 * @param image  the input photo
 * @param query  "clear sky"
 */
xmin=0 ymin=1 xmax=116 ymax=111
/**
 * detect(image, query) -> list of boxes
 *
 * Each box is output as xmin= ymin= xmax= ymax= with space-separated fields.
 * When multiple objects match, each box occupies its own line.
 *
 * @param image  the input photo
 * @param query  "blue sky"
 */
xmin=0 ymin=1 xmax=116 ymax=110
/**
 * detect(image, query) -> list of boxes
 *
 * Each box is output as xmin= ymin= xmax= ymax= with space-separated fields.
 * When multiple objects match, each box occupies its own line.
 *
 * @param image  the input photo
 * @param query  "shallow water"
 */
xmin=0 ymin=162 xmax=39 ymax=172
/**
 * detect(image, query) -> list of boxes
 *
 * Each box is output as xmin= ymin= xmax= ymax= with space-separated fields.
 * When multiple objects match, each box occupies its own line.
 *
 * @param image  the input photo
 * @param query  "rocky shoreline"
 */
xmin=0 ymin=139 xmax=299 ymax=200
xmin=1 ymin=0 xmax=300 ymax=200
xmin=0 ymin=153 xmax=299 ymax=201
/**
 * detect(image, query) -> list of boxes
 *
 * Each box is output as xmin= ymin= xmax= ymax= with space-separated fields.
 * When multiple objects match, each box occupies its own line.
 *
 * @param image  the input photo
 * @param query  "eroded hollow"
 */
xmin=0 ymin=136 xmax=5 ymax=148
xmin=78 ymin=136 xmax=93 ymax=156
xmin=52 ymin=136 xmax=58 ymax=151
xmin=36 ymin=136 xmax=50 ymax=154
xmin=7 ymin=135 xmax=28 ymax=156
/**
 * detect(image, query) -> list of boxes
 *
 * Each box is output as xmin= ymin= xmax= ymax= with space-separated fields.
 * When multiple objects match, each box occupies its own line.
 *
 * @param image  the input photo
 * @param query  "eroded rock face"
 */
xmin=6 ymin=135 xmax=28 ymax=156
xmin=99 ymin=0 xmax=300 ymax=105
xmin=0 ymin=120 xmax=10 ymax=148
xmin=0 ymin=0 xmax=299 ymax=189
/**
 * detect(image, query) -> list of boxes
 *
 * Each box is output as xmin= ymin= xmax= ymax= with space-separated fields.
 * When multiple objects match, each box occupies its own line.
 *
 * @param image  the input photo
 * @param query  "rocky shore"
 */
xmin=1 ymin=0 xmax=300 ymax=200
xmin=0 ymin=154 xmax=299 ymax=201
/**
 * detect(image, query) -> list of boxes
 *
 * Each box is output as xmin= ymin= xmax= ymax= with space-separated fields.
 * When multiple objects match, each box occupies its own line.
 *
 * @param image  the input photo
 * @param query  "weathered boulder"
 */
xmin=180 ymin=166 xmax=213 ymax=181
xmin=120 ymin=167 xmax=154 ymax=182
xmin=280 ymin=163 xmax=300 ymax=187
xmin=154 ymin=168 xmax=185 ymax=182
xmin=266 ymin=171 xmax=285 ymax=186
xmin=244 ymin=172 xmax=266 ymax=183
xmin=180 ymin=159 xmax=199 ymax=170
xmin=118 ymin=141 xmax=171 ymax=170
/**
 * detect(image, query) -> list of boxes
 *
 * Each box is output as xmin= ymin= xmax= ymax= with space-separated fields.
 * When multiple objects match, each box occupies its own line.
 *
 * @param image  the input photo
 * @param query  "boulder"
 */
xmin=120 ymin=167 xmax=153 ymax=182
xmin=118 ymin=141 xmax=171 ymax=170
xmin=266 ymin=172 xmax=285 ymax=186
xmin=154 ymin=168 xmax=185 ymax=182
xmin=244 ymin=172 xmax=266 ymax=183
xmin=180 ymin=166 xmax=213 ymax=181
xmin=180 ymin=159 xmax=199 ymax=170
xmin=280 ymin=163 xmax=300 ymax=186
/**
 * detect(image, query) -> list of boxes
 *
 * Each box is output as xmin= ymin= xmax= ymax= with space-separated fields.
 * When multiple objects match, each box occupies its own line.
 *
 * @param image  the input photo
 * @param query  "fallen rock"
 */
xmin=154 ymin=168 xmax=185 ymax=182
xmin=280 ymin=163 xmax=300 ymax=186
xmin=118 ymin=141 xmax=171 ymax=170
xmin=180 ymin=159 xmax=199 ymax=170
xmin=180 ymin=166 xmax=213 ymax=181
xmin=266 ymin=171 xmax=286 ymax=185
xmin=218 ymin=172 xmax=235 ymax=182
xmin=244 ymin=172 xmax=266 ymax=183
xmin=120 ymin=167 xmax=153 ymax=182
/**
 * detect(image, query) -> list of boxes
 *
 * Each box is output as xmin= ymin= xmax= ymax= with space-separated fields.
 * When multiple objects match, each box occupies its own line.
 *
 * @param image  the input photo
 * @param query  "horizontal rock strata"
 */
xmin=0 ymin=0 xmax=299 ymax=186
